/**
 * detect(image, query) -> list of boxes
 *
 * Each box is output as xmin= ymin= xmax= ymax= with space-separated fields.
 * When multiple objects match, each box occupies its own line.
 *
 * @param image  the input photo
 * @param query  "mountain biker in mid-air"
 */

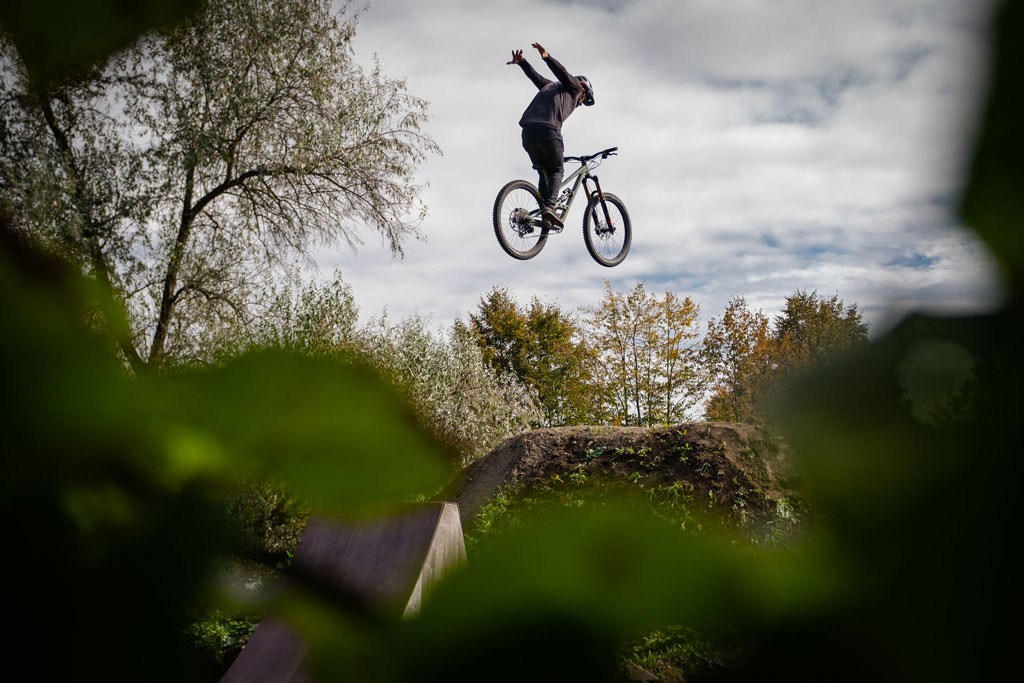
xmin=507 ymin=42 xmax=595 ymax=230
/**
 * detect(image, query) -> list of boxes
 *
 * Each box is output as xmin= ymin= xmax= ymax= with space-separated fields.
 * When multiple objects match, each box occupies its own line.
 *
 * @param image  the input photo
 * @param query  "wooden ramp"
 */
xmin=220 ymin=502 xmax=467 ymax=683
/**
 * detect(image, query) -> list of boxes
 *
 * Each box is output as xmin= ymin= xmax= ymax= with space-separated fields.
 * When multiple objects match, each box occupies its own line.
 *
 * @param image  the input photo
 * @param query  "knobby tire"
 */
xmin=493 ymin=180 xmax=549 ymax=260
xmin=583 ymin=192 xmax=631 ymax=267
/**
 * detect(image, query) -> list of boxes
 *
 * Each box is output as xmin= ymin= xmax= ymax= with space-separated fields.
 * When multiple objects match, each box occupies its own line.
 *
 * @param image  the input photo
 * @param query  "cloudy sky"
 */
xmin=315 ymin=0 xmax=1005 ymax=335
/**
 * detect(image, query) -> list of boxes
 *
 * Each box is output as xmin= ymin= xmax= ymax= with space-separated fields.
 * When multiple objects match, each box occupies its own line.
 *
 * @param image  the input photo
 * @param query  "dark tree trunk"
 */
xmin=149 ymin=160 xmax=196 ymax=366
xmin=40 ymin=96 xmax=145 ymax=370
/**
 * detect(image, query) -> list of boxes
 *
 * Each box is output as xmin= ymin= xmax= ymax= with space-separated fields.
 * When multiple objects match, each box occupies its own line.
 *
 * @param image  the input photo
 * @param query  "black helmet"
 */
xmin=576 ymin=75 xmax=595 ymax=106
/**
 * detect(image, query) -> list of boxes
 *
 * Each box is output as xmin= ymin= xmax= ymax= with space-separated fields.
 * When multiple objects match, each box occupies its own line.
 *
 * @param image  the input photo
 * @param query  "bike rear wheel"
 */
xmin=493 ymin=180 xmax=548 ymax=260
xmin=583 ymin=192 xmax=631 ymax=267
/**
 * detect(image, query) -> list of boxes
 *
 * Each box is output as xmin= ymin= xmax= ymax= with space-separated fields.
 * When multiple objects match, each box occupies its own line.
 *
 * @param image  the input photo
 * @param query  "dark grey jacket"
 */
xmin=517 ymin=55 xmax=583 ymax=130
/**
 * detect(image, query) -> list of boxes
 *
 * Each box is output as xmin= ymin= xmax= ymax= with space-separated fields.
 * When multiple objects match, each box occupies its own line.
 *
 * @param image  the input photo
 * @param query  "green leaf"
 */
xmin=148 ymin=350 xmax=453 ymax=511
xmin=288 ymin=504 xmax=844 ymax=681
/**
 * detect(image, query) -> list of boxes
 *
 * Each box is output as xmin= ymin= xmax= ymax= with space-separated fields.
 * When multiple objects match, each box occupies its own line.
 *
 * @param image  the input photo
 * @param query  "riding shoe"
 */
xmin=543 ymin=209 xmax=564 ymax=229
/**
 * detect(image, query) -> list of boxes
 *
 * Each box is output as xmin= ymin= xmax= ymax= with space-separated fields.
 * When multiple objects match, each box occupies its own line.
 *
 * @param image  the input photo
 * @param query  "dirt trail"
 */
xmin=446 ymin=422 xmax=799 ymax=526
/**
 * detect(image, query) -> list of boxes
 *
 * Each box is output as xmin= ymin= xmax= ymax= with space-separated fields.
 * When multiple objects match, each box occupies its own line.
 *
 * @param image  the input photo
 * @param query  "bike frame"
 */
xmin=527 ymin=157 xmax=614 ymax=230
xmin=555 ymin=160 xmax=595 ymax=217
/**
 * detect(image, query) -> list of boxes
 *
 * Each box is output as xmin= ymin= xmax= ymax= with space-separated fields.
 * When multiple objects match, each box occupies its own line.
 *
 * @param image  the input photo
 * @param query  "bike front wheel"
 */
xmin=493 ymin=180 xmax=548 ymax=260
xmin=583 ymin=192 xmax=631 ymax=267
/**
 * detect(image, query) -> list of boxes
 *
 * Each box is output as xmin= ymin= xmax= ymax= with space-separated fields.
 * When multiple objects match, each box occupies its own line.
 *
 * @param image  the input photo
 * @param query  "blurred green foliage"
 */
xmin=294 ymin=506 xmax=845 ymax=682
xmin=458 ymin=431 xmax=801 ymax=679
xmin=2 ymin=1 xmax=1022 ymax=681
xmin=239 ymin=273 xmax=542 ymax=464
xmin=962 ymin=0 xmax=1024 ymax=293
xmin=0 ymin=218 xmax=450 ymax=680
xmin=0 ymin=1 xmax=199 ymax=86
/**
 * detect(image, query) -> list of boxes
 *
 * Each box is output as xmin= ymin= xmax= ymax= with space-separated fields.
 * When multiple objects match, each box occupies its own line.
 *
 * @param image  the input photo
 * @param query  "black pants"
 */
xmin=521 ymin=125 xmax=564 ymax=211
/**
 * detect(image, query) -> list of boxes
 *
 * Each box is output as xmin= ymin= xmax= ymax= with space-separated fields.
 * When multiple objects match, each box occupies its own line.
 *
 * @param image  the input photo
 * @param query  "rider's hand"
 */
xmin=507 ymin=49 xmax=523 ymax=65
xmin=532 ymin=43 xmax=549 ymax=59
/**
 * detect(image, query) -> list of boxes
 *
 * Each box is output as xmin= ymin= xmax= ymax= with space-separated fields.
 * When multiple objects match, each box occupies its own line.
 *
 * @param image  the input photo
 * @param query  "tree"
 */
xmin=587 ymin=281 xmax=702 ymax=426
xmin=773 ymin=289 xmax=869 ymax=371
xmin=469 ymin=287 xmax=528 ymax=375
xmin=701 ymin=291 xmax=869 ymax=423
xmin=701 ymin=296 xmax=775 ymax=423
xmin=251 ymin=270 xmax=359 ymax=357
xmin=655 ymin=290 xmax=704 ymax=423
xmin=0 ymin=0 xmax=438 ymax=368
xmin=469 ymin=286 xmax=605 ymax=427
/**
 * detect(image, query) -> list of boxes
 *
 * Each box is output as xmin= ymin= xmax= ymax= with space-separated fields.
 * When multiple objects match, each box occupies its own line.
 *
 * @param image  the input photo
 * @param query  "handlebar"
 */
xmin=564 ymin=146 xmax=618 ymax=163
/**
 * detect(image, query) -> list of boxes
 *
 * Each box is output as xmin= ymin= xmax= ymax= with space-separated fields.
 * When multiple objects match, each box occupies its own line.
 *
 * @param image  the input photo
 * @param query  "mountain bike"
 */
xmin=492 ymin=146 xmax=631 ymax=267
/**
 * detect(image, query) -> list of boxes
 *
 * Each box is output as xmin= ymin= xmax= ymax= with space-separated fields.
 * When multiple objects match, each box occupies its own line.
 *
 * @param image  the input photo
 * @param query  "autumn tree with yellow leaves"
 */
xmin=586 ymin=281 xmax=703 ymax=426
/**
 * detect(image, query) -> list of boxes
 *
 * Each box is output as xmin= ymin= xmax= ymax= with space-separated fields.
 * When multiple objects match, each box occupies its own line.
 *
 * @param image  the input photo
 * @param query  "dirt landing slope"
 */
xmin=447 ymin=422 xmax=800 ymax=528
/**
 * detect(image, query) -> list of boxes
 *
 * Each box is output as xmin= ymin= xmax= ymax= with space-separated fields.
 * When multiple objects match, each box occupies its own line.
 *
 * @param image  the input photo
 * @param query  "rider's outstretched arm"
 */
xmin=533 ymin=43 xmax=583 ymax=98
xmin=518 ymin=59 xmax=551 ymax=90
xmin=509 ymin=49 xmax=551 ymax=89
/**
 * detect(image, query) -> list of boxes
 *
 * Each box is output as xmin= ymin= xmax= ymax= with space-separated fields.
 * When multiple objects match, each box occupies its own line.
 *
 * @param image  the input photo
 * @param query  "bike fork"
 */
xmin=585 ymin=175 xmax=616 ymax=231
